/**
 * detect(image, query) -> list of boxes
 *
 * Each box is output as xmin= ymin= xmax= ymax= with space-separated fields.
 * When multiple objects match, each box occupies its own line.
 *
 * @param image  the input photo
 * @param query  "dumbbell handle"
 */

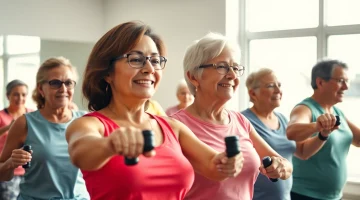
xmin=125 ymin=130 xmax=154 ymax=166
xmin=335 ymin=115 xmax=341 ymax=126
xmin=23 ymin=145 xmax=31 ymax=168
xmin=225 ymin=136 xmax=240 ymax=158
xmin=262 ymin=156 xmax=278 ymax=182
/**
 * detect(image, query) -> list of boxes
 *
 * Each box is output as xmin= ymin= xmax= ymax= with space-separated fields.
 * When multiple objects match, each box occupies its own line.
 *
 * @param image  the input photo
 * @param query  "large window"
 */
xmin=327 ymin=0 xmax=360 ymax=26
xmin=328 ymin=34 xmax=360 ymax=182
xmin=0 ymin=35 xmax=40 ymax=110
xmin=246 ymin=0 xmax=318 ymax=32
xmin=249 ymin=37 xmax=316 ymax=117
xmin=242 ymin=0 xmax=360 ymax=183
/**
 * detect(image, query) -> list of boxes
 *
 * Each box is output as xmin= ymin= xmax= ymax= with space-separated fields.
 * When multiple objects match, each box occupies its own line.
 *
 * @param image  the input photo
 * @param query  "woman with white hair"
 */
xmin=165 ymin=79 xmax=194 ymax=116
xmin=171 ymin=32 xmax=293 ymax=200
xmin=241 ymin=68 xmax=296 ymax=200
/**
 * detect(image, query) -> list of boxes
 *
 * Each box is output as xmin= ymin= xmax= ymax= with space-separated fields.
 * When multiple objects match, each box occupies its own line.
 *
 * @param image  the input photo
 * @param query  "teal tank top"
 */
xmin=291 ymin=97 xmax=353 ymax=200
xmin=19 ymin=110 xmax=89 ymax=200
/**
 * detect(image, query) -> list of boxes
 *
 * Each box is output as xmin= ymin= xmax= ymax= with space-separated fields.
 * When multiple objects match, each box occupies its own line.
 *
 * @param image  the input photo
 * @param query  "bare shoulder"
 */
xmin=159 ymin=116 xmax=187 ymax=138
xmin=66 ymin=115 xmax=105 ymax=138
xmin=9 ymin=115 xmax=27 ymax=138
xmin=289 ymin=104 xmax=312 ymax=123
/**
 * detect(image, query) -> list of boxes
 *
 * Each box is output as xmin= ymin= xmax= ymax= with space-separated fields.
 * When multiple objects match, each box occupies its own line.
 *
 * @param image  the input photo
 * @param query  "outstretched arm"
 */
xmin=66 ymin=117 xmax=115 ymax=170
xmin=167 ymin=118 xmax=244 ymax=181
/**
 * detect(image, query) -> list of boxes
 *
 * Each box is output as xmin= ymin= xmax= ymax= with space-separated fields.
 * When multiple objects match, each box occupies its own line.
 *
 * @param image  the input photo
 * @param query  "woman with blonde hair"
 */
xmin=0 ymin=57 xmax=89 ymax=200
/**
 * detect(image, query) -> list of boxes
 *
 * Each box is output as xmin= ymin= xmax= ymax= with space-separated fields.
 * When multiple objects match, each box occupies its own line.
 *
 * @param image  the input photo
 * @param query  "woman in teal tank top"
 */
xmin=0 ymin=57 xmax=89 ymax=200
xmin=287 ymin=59 xmax=360 ymax=200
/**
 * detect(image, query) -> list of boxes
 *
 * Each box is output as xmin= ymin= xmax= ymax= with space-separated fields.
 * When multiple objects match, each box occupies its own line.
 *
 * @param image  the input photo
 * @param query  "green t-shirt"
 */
xmin=291 ymin=97 xmax=353 ymax=200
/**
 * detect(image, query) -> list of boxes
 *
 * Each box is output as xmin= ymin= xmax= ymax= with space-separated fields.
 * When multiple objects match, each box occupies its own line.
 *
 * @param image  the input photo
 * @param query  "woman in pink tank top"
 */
xmin=0 ymin=79 xmax=33 ymax=200
xmin=170 ymin=32 xmax=293 ymax=200
xmin=65 ymin=21 xmax=245 ymax=200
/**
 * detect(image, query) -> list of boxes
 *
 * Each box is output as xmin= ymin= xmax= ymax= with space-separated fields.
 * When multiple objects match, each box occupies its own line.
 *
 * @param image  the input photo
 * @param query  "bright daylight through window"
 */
xmin=245 ymin=0 xmax=360 ymax=183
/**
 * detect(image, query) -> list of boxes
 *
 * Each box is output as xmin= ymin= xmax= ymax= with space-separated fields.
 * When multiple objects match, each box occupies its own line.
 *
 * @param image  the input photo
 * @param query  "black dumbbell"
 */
xmin=335 ymin=115 xmax=341 ymax=127
xmin=262 ymin=156 xmax=278 ymax=182
xmin=225 ymin=136 xmax=240 ymax=158
xmin=125 ymin=130 xmax=154 ymax=166
xmin=22 ymin=145 xmax=31 ymax=168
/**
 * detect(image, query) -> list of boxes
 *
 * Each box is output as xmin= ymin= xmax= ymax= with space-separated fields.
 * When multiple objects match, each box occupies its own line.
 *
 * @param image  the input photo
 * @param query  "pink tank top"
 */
xmin=171 ymin=109 xmax=260 ymax=200
xmin=81 ymin=112 xmax=194 ymax=200
xmin=0 ymin=108 xmax=33 ymax=176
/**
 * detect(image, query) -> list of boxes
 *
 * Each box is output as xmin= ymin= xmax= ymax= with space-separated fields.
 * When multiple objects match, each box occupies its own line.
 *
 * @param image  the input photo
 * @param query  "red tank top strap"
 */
xmin=83 ymin=112 xmax=118 ymax=137
xmin=84 ymin=112 xmax=179 ymax=145
xmin=145 ymin=113 xmax=180 ymax=145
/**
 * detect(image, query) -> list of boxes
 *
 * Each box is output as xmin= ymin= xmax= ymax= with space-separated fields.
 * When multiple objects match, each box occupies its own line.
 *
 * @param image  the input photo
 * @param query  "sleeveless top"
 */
xmin=242 ymin=108 xmax=296 ymax=200
xmin=81 ymin=112 xmax=194 ymax=200
xmin=0 ymin=108 xmax=33 ymax=176
xmin=19 ymin=110 xmax=89 ymax=200
xmin=171 ymin=109 xmax=260 ymax=200
xmin=291 ymin=97 xmax=352 ymax=200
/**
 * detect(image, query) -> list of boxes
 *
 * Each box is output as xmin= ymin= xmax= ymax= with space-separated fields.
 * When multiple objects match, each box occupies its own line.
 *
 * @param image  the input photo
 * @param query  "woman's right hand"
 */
xmin=107 ymin=127 xmax=156 ymax=158
xmin=9 ymin=148 xmax=32 ymax=168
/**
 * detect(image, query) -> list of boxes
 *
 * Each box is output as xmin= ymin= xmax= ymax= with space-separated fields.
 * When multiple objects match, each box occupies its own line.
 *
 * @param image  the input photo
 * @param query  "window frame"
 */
xmin=235 ymin=0 xmax=360 ymax=194
xmin=0 ymin=35 xmax=40 ymax=109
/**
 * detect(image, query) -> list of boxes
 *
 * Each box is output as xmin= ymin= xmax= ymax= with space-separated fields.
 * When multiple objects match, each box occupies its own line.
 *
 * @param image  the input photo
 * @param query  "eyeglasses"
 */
xmin=254 ymin=82 xmax=282 ymax=89
xmin=46 ymin=79 xmax=76 ymax=89
xmin=328 ymin=78 xmax=350 ymax=86
xmin=113 ymin=53 xmax=167 ymax=70
xmin=198 ymin=62 xmax=245 ymax=77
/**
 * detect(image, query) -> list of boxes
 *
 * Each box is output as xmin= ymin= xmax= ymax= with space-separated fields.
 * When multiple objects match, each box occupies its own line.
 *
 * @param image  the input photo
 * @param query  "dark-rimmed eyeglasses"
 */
xmin=113 ymin=53 xmax=167 ymax=70
xmin=198 ymin=62 xmax=245 ymax=77
xmin=46 ymin=79 xmax=76 ymax=89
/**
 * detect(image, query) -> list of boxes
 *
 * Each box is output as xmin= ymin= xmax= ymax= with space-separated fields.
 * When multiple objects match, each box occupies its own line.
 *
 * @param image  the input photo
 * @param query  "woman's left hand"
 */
xmin=212 ymin=152 xmax=244 ymax=177
xmin=259 ymin=156 xmax=292 ymax=180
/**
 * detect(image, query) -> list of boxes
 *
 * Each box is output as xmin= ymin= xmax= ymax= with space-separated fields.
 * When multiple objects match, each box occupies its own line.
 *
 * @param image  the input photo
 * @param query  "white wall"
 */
xmin=40 ymin=40 xmax=94 ymax=110
xmin=0 ymin=0 xmax=104 ymax=42
xmin=104 ymin=0 xmax=227 ymax=111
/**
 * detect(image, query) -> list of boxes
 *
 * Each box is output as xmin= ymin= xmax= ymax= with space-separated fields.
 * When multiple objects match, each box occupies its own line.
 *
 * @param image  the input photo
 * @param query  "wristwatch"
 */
xmin=318 ymin=132 xmax=328 ymax=141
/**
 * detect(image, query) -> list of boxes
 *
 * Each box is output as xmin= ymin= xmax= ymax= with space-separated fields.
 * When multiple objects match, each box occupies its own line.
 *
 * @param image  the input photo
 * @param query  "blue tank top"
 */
xmin=291 ymin=97 xmax=352 ymax=200
xmin=19 ymin=110 xmax=89 ymax=200
xmin=242 ymin=108 xmax=296 ymax=200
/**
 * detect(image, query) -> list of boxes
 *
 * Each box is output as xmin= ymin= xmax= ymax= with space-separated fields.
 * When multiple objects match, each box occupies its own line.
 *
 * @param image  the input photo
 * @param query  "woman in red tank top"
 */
xmin=65 ymin=21 xmax=245 ymax=200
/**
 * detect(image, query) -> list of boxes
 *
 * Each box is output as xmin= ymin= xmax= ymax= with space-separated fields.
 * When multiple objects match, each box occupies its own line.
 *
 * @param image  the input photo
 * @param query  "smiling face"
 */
xmin=251 ymin=73 xmax=282 ymax=109
xmin=177 ymin=85 xmax=194 ymax=107
xmin=322 ymin=65 xmax=349 ymax=103
xmin=107 ymin=35 xmax=162 ymax=101
xmin=7 ymin=85 xmax=28 ymax=108
xmin=38 ymin=65 xmax=75 ymax=109
xmin=191 ymin=46 xmax=240 ymax=102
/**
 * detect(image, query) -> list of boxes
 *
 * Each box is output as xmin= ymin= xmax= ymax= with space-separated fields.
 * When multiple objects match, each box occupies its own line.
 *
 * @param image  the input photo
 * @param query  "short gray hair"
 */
xmin=176 ymin=79 xmax=188 ymax=94
xmin=246 ymin=68 xmax=274 ymax=90
xmin=6 ymin=79 xmax=28 ymax=96
xmin=246 ymin=68 xmax=274 ymax=102
xmin=183 ymin=32 xmax=241 ymax=95
xmin=311 ymin=59 xmax=348 ymax=89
